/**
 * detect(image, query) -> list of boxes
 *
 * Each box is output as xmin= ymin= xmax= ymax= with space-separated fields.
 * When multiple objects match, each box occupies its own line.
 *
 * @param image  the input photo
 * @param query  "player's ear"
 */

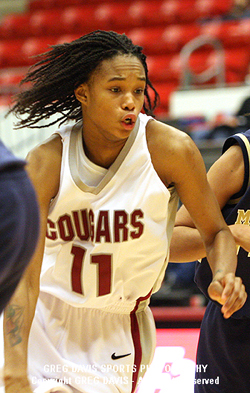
xmin=75 ymin=83 xmax=88 ymax=105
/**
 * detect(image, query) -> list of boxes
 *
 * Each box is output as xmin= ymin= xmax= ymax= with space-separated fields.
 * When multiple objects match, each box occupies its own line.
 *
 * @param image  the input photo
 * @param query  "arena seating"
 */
xmin=0 ymin=0 xmax=249 ymax=116
xmin=147 ymin=45 xmax=250 ymax=85
xmin=0 ymin=1 xmax=236 ymax=40
xmin=200 ymin=18 xmax=250 ymax=48
xmin=128 ymin=24 xmax=202 ymax=54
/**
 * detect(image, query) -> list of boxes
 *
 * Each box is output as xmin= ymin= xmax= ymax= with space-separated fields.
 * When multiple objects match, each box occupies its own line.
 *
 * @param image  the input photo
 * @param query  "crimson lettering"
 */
xmin=46 ymin=209 xmax=144 ymax=243
xmin=131 ymin=209 xmax=144 ymax=239
xmin=89 ymin=209 xmax=94 ymax=242
xmin=58 ymin=214 xmax=74 ymax=241
xmin=73 ymin=210 xmax=89 ymax=241
xmin=96 ymin=211 xmax=111 ymax=243
xmin=46 ymin=219 xmax=57 ymax=240
xmin=114 ymin=210 xmax=128 ymax=242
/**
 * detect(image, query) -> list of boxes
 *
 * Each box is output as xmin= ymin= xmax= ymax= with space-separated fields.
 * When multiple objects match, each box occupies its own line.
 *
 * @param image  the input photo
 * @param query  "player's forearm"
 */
xmin=4 ymin=269 xmax=40 ymax=383
xmin=169 ymin=225 xmax=206 ymax=262
xmin=3 ymin=226 xmax=45 ymax=392
xmin=205 ymin=227 xmax=237 ymax=280
xmin=4 ymin=184 xmax=49 ymax=382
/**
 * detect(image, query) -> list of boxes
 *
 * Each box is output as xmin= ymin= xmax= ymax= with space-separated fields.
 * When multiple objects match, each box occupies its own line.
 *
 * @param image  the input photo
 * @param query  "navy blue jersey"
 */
xmin=0 ymin=140 xmax=26 ymax=170
xmin=194 ymin=130 xmax=250 ymax=393
xmin=0 ymin=141 xmax=40 ymax=313
xmin=195 ymin=129 xmax=250 ymax=318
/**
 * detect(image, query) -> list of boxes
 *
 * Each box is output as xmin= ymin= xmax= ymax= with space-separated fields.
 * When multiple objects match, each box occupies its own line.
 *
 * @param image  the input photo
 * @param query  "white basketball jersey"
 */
xmin=40 ymin=113 xmax=179 ymax=310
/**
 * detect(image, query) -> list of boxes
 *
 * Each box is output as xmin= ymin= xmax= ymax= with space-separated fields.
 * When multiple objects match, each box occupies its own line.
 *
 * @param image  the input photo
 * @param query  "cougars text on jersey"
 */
xmin=46 ymin=208 xmax=144 ymax=243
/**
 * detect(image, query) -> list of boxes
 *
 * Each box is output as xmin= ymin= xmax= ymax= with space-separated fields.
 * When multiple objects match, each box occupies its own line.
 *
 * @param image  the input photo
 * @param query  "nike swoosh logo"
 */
xmin=111 ymin=352 xmax=131 ymax=360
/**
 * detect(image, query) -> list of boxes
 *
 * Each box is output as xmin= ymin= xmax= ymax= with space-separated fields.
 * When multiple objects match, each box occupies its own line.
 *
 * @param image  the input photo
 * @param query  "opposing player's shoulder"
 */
xmin=146 ymin=119 xmax=199 ymax=186
xmin=26 ymin=133 xmax=62 ymax=203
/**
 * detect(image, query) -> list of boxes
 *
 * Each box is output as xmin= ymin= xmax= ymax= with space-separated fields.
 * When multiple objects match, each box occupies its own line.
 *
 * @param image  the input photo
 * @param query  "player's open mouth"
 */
xmin=124 ymin=118 xmax=132 ymax=125
xmin=121 ymin=114 xmax=136 ymax=128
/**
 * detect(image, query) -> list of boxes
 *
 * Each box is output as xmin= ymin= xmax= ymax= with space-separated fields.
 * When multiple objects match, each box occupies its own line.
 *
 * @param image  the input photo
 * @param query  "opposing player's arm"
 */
xmin=205 ymin=144 xmax=250 ymax=253
xmin=4 ymin=134 xmax=62 ymax=393
xmin=170 ymin=143 xmax=245 ymax=262
xmin=147 ymin=120 xmax=246 ymax=318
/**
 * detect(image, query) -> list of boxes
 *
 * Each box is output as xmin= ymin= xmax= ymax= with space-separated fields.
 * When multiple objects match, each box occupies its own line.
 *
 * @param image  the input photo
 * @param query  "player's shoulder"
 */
xmin=146 ymin=118 xmax=198 ymax=186
xmin=26 ymin=133 xmax=62 ymax=203
xmin=146 ymin=118 xmax=194 ymax=156
xmin=27 ymin=133 xmax=62 ymax=174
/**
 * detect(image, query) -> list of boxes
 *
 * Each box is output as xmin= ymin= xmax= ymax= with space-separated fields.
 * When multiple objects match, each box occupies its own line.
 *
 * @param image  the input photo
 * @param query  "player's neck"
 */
xmin=82 ymin=131 xmax=126 ymax=169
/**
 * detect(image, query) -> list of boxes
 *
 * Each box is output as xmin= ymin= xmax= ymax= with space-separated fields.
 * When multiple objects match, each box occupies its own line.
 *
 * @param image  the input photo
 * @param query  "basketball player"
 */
xmin=2 ymin=31 xmax=246 ymax=393
xmin=0 ymin=140 xmax=39 ymax=314
xmin=170 ymin=130 xmax=250 ymax=392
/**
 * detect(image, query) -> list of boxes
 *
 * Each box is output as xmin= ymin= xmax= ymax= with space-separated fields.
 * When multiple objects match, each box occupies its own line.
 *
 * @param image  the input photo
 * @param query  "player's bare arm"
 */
xmin=147 ymin=119 xmax=246 ymax=318
xmin=170 ymin=143 xmax=245 ymax=261
xmin=4 ymin=135 xmax=62 ymax=393
xmin=170 ymin=143 xmax=250 ymax=261
xmin=207 ymin=144 xmax=250 ymax=253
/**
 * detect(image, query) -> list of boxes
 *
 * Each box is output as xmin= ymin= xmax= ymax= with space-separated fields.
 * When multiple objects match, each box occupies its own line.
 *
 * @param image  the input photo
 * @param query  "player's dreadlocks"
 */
xmin=9 ymin=30 xmax=159 ymax=129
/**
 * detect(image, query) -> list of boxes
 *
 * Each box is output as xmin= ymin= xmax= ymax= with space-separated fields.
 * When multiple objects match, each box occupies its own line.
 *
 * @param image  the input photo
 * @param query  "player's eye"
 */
xmin=134 ymin=88 xmax=145 ymax=95
xmin=110 ymin=87 xmax=121 ymax=93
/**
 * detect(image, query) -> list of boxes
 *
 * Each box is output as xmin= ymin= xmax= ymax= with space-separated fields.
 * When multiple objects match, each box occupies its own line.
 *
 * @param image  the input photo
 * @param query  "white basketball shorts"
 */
xmin=27 ymin=292 xmax=156 ymax=393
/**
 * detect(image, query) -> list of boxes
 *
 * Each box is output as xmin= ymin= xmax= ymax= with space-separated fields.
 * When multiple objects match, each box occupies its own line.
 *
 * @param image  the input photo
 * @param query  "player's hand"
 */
xmin=208 ymin=273 xmax=247 ymax=318
xmin=4 ymin=376 xmax=33 ymax=393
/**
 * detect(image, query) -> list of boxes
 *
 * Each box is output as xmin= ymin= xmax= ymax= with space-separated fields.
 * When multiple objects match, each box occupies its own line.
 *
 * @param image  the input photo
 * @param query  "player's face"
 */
xmin=77 ymin=54 xmax=146 ymax=142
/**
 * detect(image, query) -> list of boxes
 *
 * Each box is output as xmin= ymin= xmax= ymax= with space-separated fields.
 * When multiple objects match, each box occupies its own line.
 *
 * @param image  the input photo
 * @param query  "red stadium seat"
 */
xmin=0 ymin=41 xmax=26 ymax=67
xmin=146 ymin=81 xmax=178 ymax=112
xmin=61 ymin=6 xmax=109 ymax=33
xmin=223 ymin=47 xmax=250 ymax=83
xmin=29 ymin=9 xmax=68 ymax=36
xmin=0 ymin=36 xmax=83 ymax=69
xmin=133 ymin=0 xmax=200 ymax=26
xmin=220 ymin=18 xmax=250 ymax=47
xmin=93 ymin=1 xmax=192 ymax=31
xmin=29 ymin=0 xmax=57 ymax=10
xmin=29 ymin=0 xmax=122 ymax=11
xmin=152 ymin=82 xmax=178 ymax=116
xmin=190 ymin=47 xmax=250 ymax=84
xmin=94 ymin=3 xmax=136 ymax=30
xmin=193 ymin=0 xmax=232 ymax=19
xmin=0 ymin=67 xmax=27 ymax=94
xmin=180 ymin=47 xmax=226 ymax=86
xmin=91 ymin=1 xmax=215 ymax=31
xmin=174 ymin=45 xmax=250 ymax=86
xmin=201 ymin=19 xmax=250 ymax=48
xmin=20 ymin=37 xmax=59 ymax=66
xmin=0 ymin=13 xmax=32 ymax=39
xmin=146 ymin=47 xmax=249 ymax=86
xmin=3 ymin=1 xmax=234 ymax=41
xmin=46 ymin=0 xmax=83 ymax=6
xmin=29 ymin=0 xmax=83 ymax=11
xmin=28 ymin=3 xmax=134 ymax=35
xmin=128 ymin=24 xmax=201 ymax=55
xmin=1 ymin=0 xmax=243 ymax=109
xmin=147 ymin=54 xmax=182 ymax=83
xmin=61 ymin=4 xmax=145 ymax=34
xmin=130 ymin=0 xmax=232 ymax=27
xmin=200 ymin=20 xmax=223 ymax=38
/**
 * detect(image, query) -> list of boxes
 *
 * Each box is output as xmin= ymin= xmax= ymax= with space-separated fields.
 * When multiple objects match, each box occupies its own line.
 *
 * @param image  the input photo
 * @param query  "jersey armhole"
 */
xmin=223 ymin=133 xmax=250 ymax=203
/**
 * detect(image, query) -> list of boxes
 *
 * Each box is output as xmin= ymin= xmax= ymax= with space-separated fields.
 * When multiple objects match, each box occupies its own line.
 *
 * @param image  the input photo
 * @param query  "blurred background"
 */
xmin=1 ymin=0 xmax=250 ymax=315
